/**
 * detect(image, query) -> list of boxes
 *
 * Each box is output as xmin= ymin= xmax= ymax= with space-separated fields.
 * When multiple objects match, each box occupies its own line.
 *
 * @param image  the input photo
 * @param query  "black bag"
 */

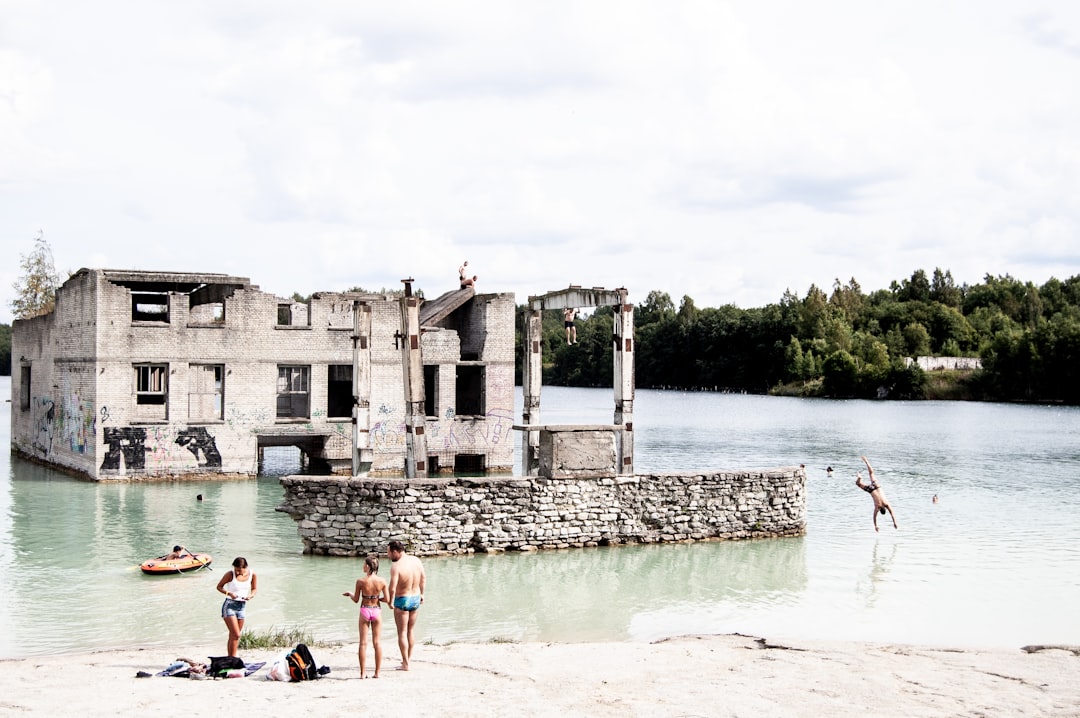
xmin=208 ymin=655 xmax=246 ymax=677
xmin=285 ymin=643 xmax=319 ymax=682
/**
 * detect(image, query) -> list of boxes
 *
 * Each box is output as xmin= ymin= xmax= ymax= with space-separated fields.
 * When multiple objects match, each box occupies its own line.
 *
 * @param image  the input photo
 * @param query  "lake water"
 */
xmin=3 ymin=376 xmax=1079 ymax=658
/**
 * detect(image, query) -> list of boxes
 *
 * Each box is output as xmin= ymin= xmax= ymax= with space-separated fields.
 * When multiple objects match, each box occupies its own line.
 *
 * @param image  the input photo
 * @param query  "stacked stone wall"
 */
xmin=276 ymin=467 xmax=806 ymax=556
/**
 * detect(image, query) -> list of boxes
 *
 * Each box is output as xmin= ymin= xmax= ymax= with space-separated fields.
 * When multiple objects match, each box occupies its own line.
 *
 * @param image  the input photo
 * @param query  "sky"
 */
xmin=3 ymin=1 xmax=1079 ymax=325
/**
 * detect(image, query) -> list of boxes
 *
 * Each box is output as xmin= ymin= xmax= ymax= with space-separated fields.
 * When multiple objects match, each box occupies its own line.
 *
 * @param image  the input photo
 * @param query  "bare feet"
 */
xmin=395 ymin=663 xmax=409 ymax=671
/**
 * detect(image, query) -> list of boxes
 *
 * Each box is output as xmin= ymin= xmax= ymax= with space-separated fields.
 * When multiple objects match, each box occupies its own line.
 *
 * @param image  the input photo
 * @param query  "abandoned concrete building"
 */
xmin=10 ymin=268 xmax=515 ymax=480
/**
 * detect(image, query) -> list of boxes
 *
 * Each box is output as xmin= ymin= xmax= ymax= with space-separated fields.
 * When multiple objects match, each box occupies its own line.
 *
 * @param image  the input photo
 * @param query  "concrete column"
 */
xmin=399 ymin=282 xmax=428 ymax=478
xmin=613 ymin=297 xmax=634 ymax=475
xmin=351 ymin=300 xmax=373 ymax=476
xmin=521 ymin=308 xmax=543 ymax=476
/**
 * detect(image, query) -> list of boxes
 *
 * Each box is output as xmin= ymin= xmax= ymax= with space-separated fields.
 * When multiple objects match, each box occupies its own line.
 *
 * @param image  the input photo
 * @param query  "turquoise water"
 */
xmin=3 ymin=377 xmax=1080 ymax=657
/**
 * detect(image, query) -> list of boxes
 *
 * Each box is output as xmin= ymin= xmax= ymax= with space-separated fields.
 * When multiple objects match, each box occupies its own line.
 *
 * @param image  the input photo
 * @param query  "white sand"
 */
xmin=2 ymin=634 xmax=1078 ymax=717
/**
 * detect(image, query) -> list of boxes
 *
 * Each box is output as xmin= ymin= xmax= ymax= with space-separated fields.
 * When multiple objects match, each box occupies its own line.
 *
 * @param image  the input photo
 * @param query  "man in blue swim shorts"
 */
xmin=387 ymin=540 xmax=426 ymax=671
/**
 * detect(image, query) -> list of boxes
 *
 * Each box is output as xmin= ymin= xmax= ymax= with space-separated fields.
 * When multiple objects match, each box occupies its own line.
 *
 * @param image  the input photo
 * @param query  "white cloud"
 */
xmin=3 ymin=0 xmax=1080 ymax=325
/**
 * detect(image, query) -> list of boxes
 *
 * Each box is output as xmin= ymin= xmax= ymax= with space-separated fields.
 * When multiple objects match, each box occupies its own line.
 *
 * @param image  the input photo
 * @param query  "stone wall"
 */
xmin=276 ymin=467 xmax=806 ymax=556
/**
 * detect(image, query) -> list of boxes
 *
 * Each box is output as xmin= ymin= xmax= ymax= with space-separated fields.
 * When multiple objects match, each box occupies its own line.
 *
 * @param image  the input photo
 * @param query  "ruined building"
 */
xmin=9 ymin=269 xmax=515 ymax=480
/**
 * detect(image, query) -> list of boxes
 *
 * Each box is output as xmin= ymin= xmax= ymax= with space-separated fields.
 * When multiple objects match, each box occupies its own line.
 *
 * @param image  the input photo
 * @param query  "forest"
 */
xmin=522 ymin=268 xmax=1080 ymax=405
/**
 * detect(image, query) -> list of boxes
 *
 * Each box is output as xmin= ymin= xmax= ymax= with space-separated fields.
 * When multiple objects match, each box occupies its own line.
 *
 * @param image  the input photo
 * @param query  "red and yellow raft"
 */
xmin=140 ymin=553 xmax=213 ymax=575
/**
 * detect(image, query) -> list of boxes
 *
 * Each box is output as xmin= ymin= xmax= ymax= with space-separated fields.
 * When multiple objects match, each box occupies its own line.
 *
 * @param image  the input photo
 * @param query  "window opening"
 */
xmin=454 ymin=454 xmax=486 ymax=474
xmin=327 ymin=364 xmax=353 ymax=418
xmin=424 ymin=365 xmax=438 ymax=418
xmin=20 ymin=366 xmax=31 ymax=410
xmin=277 ymin=365 xmax=310 ymax=418
xmin=132 ymin=293 xmax=170 ymax=322
xmin=134 ymin=363 xmax=169 ymax=420
xmin=455 ymin=365 xmax=485 ymax=416
xmin=277 ymin=304 xmax=292 ymax=326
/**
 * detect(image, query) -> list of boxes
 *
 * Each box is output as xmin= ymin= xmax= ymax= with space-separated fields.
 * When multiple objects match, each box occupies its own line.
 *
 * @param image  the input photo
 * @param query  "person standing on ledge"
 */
xmin=387 ymin=540 xmax=426 ymax=671
xmin=458 ymin=260 xmax=469 ymax=288
xmin=855 ymin=455 xmax=898 ymax=531
xmin=564 ymin=307 xmax=578 ymax=345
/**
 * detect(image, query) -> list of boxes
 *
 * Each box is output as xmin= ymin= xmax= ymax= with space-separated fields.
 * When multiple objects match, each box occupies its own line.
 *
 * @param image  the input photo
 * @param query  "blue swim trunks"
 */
xmin=393 ymin=595 xmax=421 ymax=611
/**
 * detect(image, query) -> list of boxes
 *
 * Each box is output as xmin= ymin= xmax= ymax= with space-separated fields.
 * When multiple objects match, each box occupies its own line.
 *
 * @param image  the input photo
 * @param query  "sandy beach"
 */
xmin=2 ymin=634 xmax=1078 ymax=717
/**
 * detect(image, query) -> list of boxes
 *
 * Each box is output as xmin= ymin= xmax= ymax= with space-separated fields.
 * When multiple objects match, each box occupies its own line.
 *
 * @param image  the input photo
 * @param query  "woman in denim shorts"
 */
xmin=216 ymin=557 xmax=257 ymax=657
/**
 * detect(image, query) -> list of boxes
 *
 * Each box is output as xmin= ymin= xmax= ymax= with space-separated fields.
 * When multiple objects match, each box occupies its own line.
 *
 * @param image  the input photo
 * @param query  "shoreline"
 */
xmin=2 ymin=634 xmax=1078 ymax=717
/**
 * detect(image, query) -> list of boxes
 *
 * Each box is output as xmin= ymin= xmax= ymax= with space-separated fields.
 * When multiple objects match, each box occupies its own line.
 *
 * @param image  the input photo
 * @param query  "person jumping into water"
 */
xmin=855 ymin=455 xmax=898 ymax=531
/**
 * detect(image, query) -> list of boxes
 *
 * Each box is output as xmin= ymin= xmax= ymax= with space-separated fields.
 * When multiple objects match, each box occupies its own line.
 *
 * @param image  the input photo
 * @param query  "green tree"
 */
xmin=11 ymin=232 xmax=61 ymax=319
xmin=0 ymin=323 xmax=11 ymax=375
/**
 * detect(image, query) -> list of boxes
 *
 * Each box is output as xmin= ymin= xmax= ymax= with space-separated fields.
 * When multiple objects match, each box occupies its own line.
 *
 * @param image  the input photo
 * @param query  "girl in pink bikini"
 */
xmin=343 ymin=555 xmax=391 ymax=678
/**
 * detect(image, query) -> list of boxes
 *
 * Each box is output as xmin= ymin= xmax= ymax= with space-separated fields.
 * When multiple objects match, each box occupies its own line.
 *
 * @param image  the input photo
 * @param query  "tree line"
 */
xmin=5 ymin=232 xmax=1077 ymax=404
xmin=520 ymin=269 xmax=1080 ymax=405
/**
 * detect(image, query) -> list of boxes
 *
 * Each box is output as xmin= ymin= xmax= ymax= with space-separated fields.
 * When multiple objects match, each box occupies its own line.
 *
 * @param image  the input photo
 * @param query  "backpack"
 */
xmin=208 ymin=655 xmax=246 ymax=678
xmin=285 ymin=643 xmax=319 ymax=682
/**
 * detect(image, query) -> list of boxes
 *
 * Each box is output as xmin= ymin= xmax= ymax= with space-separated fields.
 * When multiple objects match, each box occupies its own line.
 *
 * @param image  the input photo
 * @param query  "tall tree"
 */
xmin=11 ymin=231 xmax=61 ymax=320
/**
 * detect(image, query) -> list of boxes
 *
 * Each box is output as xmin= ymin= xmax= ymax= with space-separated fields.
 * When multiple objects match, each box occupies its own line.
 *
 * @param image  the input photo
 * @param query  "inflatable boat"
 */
xmin=140 ymin=553 xmax=212 ymax=575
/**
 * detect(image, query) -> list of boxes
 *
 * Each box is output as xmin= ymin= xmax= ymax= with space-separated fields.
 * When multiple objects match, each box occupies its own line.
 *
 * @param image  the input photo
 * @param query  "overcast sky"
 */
xmin=3 ymin=1 xmax=1078 ymax=325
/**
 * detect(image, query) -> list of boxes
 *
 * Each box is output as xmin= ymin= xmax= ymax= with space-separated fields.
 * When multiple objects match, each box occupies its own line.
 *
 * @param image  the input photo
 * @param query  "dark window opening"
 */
xmin=327 ymin=364 xmax=353 ymax=418
xmin=454 ymin=454 xmax=486 ymax=474
xmin=277 ymin=304 xmax=292 ymax=326
xmin=20 ymin=366 xmax=31 ymax=410
xmin=424 ymin=365 xmax=438 ymax=418
xmin=455 ymin=365 xmax=485 ymax=416
xmin=277 ymin=365 xmax=310 ymax=418
xmin=132 ymin=293 xmax=170 ymax=322
xmin=427 ymin=455 xmax=440 ymax=474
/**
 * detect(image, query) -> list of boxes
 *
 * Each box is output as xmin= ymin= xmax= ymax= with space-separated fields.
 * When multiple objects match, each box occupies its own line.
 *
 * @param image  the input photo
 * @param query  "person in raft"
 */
xmin=387 ymin=540 xmax=426 ymax=671
xmin=855 ymin=455 xmax=898 ymax=532
xmin=343 ymin=554 xmax=392 ymax=678
xmin=164 ymin=545 xmax=190 ymax=560
xmin=216 ymin=557 xmax=257 ymax=657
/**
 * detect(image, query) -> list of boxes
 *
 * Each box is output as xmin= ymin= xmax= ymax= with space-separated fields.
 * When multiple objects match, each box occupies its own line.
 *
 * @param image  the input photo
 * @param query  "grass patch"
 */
xmin=239 ymin=625 xmax=322 ymax=650
xmin=488 ymin=636 xmax=519 ymax=644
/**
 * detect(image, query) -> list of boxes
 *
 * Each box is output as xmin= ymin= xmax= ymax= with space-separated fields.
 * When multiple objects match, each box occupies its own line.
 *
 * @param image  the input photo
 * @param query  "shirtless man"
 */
xmin=564 ymin=307 xmax=578 ymax=345
xmin=387 ymin=540 xmax=426 ymax=671
xmin=855 ymin=455 xmax=898 ymax=531
xmin=164 ymin=545 xmax=189 ymax=560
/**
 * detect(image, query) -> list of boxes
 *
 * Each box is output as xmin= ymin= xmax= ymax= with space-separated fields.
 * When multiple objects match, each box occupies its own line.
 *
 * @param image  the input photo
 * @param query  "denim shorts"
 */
xmin=221 ymin=598 xmax=247 ymax=619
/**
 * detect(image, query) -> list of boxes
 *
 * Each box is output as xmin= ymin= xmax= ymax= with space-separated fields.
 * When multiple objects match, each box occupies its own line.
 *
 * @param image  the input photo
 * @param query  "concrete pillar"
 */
xmin=399 ymin=281 xmax=428 ymax=478
xmin=351 ymin=300 xmax=373 ymax=476
xmin=613 ymin=297 xmax=634 ymax=475
xmin=521 ymin=308 xmax=543 ymax=476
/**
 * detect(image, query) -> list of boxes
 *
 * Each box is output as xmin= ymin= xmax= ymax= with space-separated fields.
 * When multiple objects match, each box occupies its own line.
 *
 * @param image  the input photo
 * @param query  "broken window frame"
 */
xmin=277 ymin=364 xmax=311 ymax=419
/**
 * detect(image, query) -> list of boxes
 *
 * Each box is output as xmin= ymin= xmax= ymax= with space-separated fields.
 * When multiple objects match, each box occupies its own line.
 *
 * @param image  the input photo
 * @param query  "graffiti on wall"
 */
xmin=438 ymin=407 xmax=514 ymax=451
xmin=175 ymin=427 xmax=223 ymax=468
xmin=31 ymin=389 xmax=97 ymax=458
xmin=31 ymin=397 xmax=56 ymax=456
xmin=101 ymin=427 xmax=147 ymax=471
